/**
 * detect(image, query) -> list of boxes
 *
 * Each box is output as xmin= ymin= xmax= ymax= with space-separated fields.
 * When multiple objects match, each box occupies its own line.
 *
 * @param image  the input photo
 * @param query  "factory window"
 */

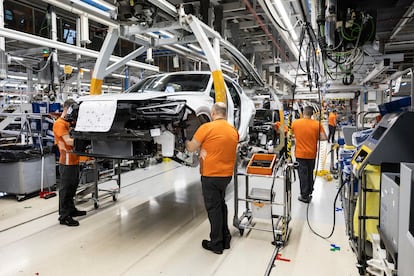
xmin=34 ymin=9 xmax=48 ymax=38
xmin=3 ymin=1 xmax=34 ymax=33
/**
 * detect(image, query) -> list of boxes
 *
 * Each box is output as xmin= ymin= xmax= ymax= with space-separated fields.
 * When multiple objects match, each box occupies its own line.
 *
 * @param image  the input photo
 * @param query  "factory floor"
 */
xmin=0 ymin=146 xmax=359 ymax=276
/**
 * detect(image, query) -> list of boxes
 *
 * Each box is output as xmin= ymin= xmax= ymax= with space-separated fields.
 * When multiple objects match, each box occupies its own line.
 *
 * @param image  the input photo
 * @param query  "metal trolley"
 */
xmin=76 ymin=159 xmax=121 ymax=209
xmin=233 ymin=153 xmax=292 ymax=247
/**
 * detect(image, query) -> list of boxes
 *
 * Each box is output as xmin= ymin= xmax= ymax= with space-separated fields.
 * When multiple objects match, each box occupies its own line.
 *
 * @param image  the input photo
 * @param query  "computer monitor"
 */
xmin=371 ymin=126 xmax=386 ymax=141
xmin=63 ymin=25 xmax=76 ymax=45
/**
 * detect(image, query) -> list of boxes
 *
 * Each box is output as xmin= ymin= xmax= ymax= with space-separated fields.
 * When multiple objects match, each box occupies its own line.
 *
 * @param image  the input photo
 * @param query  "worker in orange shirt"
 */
xmin=185 ymin=102 xmax=239 ymax=254
xmin=292 ymin=106 xmax=327 ymax=203
xmin=53 ymin=99 xmax=86 ymax=227
xmin=328 ymin=109 xmax=338 ymax=143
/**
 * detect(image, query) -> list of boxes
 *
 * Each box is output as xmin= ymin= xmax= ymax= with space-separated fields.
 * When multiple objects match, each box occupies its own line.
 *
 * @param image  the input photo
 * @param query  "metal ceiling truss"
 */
xmin=38 ymin=0 xmax=266 ymax=93
xmin=2 ymin=0 xmax=411 ymax=96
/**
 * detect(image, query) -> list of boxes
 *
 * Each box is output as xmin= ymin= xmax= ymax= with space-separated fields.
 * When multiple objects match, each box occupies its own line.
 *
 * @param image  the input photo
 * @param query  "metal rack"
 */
xmin=233 ymin=155 xmax=291 ymax=245
xmin=76 ymin=159 xmax=121 ymax=209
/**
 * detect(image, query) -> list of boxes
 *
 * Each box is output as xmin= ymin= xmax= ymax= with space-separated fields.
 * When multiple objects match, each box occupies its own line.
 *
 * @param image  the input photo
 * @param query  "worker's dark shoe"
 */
xmin=224 ymin=236 xmax=231 ymax=249
xmin=298 ymin=195 xmax=311 ymax=204
xmin=59 ymin=216 xmax=80 ymax=227
xmin=202 ymin=240 xmax=223 ymax=254
xmin=71 ymin=209 xmax=87 ymax=217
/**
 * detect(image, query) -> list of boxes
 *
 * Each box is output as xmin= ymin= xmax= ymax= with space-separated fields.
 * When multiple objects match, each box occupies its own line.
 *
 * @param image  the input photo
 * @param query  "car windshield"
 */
xmin=128 ymin=74 xmax=210 ymax=93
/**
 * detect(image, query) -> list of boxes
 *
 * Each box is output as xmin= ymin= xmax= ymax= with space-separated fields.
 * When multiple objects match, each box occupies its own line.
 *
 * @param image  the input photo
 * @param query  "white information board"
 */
xmin=75 ymin=100 xmax=117 ymax=132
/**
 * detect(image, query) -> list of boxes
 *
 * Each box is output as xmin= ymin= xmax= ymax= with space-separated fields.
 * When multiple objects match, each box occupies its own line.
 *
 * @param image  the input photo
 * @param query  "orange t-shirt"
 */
xmin=328 ymin=112 xmax=337 ymax=127
xmin=53 ymin=117 xmax=80 ymax=165
xmin=193 ymin=119 xmax=239 ymax=177
xmin=292 ymin=118 xmax=325 ymax=159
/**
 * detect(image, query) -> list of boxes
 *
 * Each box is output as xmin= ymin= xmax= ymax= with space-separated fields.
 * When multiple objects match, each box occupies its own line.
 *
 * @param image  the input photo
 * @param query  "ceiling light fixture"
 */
xmin=73 ymin=0 xmax=112 ymax=17
xmin=89 ymin=0 xmax=116 ymax=11
xmin=271 ymin=0 xmax=298 ymax=41
xmin=258 ymin=0 xmax=300 ymax=60
xmin=71 ymin=82 xmax=122 ymax=90
xmin=111 ymin=73 xmax=127 ymax=79
xmin=9 ymin=56 xmax=24 ymax=61
xmin=187 ymin=44 xmax=203 ymax=52
xmin=158 ymin=30 xmax=175 ymax=38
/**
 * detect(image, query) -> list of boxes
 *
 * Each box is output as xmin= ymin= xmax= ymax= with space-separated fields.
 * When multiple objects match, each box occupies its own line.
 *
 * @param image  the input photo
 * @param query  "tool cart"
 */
xmin=233 ymin=153 xmax=292 ymax=246
xmin=76 ymin=159 xmax=121 ymax=209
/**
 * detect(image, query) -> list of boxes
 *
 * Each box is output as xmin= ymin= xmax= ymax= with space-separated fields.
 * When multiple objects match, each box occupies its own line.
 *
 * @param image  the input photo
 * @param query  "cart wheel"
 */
xmin=277 ymin=234 xmax=283 ymax=242
xmin=239 ymin=229 xmax=244 ymax=236
xmin=94 ymin=202 xmax=99 ymax=209
xmin=112 ymin=194 xmax=118 ymax=201
xmin=138 ymin=160 xmax=146 ymax=168
xmin=16 ymin=195 xmax=26 ymax=201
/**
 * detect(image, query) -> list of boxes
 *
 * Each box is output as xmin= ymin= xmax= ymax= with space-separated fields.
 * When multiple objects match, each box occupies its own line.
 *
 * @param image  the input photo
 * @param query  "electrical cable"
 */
xmin=12 ymin=54 xmax=52 ymax=73
xmin=286 ymin=3 xmax=346 ymax=241
xmin=301 ymin=85 xmax=344 ymax=240
xmin=303 ymin=85 xmax=346 ymax=240
xmin=306 ymin=175 xmax=346 ymax=239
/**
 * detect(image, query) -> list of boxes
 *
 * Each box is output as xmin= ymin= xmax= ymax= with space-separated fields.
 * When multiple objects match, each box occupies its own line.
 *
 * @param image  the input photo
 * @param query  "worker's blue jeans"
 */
xmin=201 ymin=176 xmax=232 ymax=251
xmin=58 ymin=164 xmax=80 ymax=219
xmin=296 ymin=158 xmax=316 ymax=198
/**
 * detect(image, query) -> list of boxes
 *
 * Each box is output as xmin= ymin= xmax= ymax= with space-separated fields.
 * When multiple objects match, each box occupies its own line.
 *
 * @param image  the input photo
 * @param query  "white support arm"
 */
xmin=105 ymin=46 xmax=147 ymax=76
xmin=185 ymin=14 xmax=226 ymax=103
xmin=91 ymin=27 xmax=121 ymax=95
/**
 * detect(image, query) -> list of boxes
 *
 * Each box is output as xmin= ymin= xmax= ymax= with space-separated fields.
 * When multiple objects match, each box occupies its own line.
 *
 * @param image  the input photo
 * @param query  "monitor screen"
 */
xmin=354 ymin=148 xmax=369 ymax=163
xmin=254 ymin=109 xmax=274 ymax=122
xmin=63 ymin=28 xmax=76 ymax=45
xmin=372 ymin=126 xmax=387 ymax=141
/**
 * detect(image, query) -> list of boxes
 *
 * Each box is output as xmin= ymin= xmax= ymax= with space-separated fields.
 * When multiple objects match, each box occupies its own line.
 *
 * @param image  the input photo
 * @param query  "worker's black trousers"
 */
xmin=58 ymin=164 xmax=80 ymax=219
xmin=328 ymin=125 xmax=336 ymax=143
xmin=201 ymin=176 xmax=232 ymax=251
xmin=296 ymin=158 xmax=316 ymax=198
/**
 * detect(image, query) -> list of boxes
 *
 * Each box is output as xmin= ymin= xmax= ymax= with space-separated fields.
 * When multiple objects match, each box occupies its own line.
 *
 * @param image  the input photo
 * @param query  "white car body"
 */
xmin=72 ymin=71 xmax=256 ymax=164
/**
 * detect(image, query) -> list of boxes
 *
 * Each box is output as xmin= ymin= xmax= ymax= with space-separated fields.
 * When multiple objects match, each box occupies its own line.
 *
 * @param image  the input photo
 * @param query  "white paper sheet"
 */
xmin=75 ymin=100 xmax=117 ymax=132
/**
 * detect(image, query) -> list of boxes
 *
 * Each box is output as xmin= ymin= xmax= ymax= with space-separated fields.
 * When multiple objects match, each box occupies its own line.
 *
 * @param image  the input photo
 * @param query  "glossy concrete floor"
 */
xmin=0 ymin=150 xmax=359 ymax=276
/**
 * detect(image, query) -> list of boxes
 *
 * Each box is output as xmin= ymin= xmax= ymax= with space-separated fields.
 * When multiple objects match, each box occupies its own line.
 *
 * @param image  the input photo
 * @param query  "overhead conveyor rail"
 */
xmin=38 ymin=0 xmax=265 ymax=95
